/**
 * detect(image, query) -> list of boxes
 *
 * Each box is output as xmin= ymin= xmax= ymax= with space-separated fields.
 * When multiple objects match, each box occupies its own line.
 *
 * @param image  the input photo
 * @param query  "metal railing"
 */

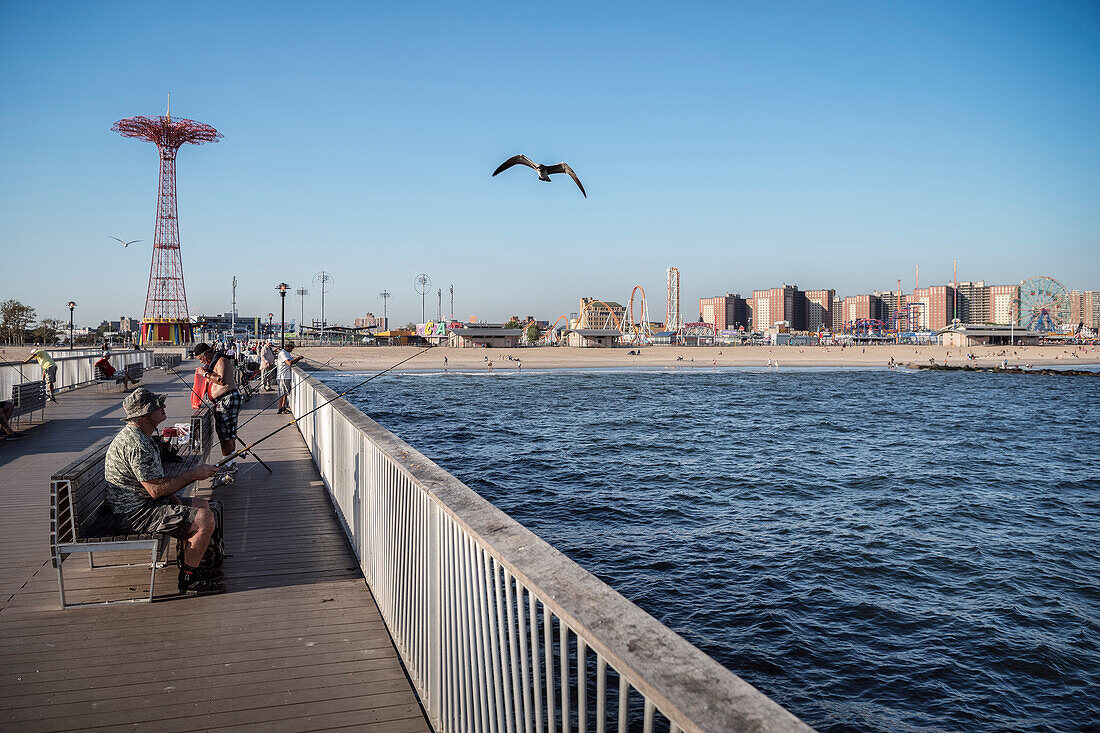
xmin=0 ymin=350 xmax=154 ymax=402
xmin=290 ymin=368 xmax=812 ymax=733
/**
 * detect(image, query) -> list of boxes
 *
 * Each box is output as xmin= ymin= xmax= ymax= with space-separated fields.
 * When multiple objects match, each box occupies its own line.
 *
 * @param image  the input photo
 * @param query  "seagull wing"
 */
xmin=545 ymin=162 xmax=586 ymax=198
xmin=492 ymin=154 xmax=539 ymax=177
xmin=125 ymin=240 xmax=141 ymax=246
xmin=109 ymin=236 xmax=125 ymax=245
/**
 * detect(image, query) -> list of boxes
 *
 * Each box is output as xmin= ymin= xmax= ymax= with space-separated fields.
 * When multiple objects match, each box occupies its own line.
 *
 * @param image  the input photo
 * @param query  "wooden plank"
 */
xmin=0 ymin=370 xmax=429 ymax=733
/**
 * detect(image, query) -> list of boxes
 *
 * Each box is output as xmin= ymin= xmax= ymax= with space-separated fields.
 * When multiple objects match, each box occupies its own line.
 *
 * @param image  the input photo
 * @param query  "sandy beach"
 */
xmin=4 ymin=344 xmax=1097 ymax=372
xmin=286 ymin=344 xmax=1100 ymax=372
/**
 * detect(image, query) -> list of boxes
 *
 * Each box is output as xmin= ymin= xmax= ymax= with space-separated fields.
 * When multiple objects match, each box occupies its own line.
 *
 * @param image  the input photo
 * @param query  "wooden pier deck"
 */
xmin=0 ymin=368 xmax=430 ymax=732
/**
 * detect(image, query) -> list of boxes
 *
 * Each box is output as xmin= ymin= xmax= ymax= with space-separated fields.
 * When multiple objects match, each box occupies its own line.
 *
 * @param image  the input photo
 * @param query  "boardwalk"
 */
xmin=0 ymin=368 xmax=430 ymax=732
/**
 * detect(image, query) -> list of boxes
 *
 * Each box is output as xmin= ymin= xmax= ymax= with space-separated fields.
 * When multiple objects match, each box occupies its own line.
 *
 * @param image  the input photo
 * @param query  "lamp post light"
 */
xmin=267 ymin=313 xmax=274 ymax=340
xmin=277 ymin=283 xmax=290 ymax=350
xmin=67 ymin=301 xmax=76 ymax=350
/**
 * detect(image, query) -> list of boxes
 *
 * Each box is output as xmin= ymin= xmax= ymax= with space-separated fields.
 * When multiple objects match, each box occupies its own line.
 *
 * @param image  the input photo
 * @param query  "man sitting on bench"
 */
xmin=105 ymin=388 xmax=224 ymax=595
xmin=95 ymin=355 xmax=136 ymax=389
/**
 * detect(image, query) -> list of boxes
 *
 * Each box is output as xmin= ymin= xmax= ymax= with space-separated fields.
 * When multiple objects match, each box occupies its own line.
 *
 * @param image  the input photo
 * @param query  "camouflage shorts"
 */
xmin=122 ymin=497 xmax=201 ymax=539
xmin=213 ymin=391 xmax=242 ymax=443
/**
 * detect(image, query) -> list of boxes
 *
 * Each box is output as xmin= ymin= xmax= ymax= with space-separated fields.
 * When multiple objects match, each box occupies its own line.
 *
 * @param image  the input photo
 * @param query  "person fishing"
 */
xmin=104 ymin=387 xmax=223 ymax=595
xmin=193 ymin=342 xmax=242 ymax=481
xmin=276 ymin=342 xmax=303 ymax=414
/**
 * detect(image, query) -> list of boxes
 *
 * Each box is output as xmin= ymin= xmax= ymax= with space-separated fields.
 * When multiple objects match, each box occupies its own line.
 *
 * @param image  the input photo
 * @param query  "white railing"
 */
xmin=290 ymin=368 xmax=812 ymax=733
xmin=0 ymin=349 xmax=154 ymax=401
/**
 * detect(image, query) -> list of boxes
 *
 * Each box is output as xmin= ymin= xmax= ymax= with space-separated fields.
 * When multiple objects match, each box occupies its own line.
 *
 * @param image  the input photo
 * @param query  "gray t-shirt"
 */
xmin=104 ymin=424 xmax=164 ymax=517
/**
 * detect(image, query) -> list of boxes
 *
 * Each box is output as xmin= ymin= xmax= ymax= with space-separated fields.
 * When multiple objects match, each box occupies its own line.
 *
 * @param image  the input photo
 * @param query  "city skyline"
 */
xmin=2 ymin=2 xmax=1098 ymax=327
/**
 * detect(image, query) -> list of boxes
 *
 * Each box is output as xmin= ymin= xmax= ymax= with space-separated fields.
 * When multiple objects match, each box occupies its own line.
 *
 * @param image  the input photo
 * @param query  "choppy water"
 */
xmin=325 ymin=367 xmax=1100 ymax=733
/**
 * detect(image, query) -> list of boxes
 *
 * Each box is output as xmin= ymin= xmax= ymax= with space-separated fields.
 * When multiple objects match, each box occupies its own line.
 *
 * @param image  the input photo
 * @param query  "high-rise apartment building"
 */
xmin=805 ymin=289 xmax=836 ymax=332
xmin=354 ymin=313 xmax=387 ymax=329
xmin=912 ymin=286 xmax=956 ymax=330
xmin=699 ymin=293 xmax=749 ymax=331
xmin=873 ymin=290 xmax=907 ymax=329
xmin=751 ymin=285 xmax=804 ymax=331
xmin=989 ymin=285 xmax=1019 ymax=326
xmin=953 ymin=281 xmax=989 ymax=324
xmin=1070 ymin=290 xmax=1100 ymax=329
xmin=841 ymin=294 xmax=883 ymax=325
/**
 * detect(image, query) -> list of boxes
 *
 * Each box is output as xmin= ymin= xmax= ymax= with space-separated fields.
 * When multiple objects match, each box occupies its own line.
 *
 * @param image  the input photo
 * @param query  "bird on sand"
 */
xmin=492 ymin=155 xmax=586 ymax=198
xmin=109 ymin=236 xmax=142 ymax=247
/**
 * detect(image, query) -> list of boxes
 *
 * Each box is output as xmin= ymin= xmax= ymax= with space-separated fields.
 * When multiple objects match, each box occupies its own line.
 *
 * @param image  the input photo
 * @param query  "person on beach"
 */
xmin=94 ymin=355 xmax=136 ymax=389
xmin=104 ymin=388 xmax=222 ymax=594
xmin=24 ymin=349 xmax=59 ymax=403
xmin=276 ymin=341 xmax=303 ymax=414
xmin=193 ymin=342 xmax=242 ymax=478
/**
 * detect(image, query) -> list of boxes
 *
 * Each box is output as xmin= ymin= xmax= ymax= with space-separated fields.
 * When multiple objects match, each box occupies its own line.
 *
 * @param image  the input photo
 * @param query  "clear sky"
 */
xmin=2 ymin=1 xmax=1097 ymax=328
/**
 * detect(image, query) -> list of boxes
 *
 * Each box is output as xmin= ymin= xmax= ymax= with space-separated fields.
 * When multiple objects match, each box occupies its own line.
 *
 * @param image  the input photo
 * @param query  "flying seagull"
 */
xmin=492 ymin=154 xmax=586 ymax=198
xmin=109 ymin=236 xmax=142 ymax=247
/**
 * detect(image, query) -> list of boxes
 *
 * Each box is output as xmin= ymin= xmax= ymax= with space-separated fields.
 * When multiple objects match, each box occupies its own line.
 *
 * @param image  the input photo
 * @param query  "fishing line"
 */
xmin=164 ymin=364 xmax=273 ymax=473
xmin=216 ymin=345 xmax=434 ymax=466
xmin=232 ymin=342 xmax=360 ymax=433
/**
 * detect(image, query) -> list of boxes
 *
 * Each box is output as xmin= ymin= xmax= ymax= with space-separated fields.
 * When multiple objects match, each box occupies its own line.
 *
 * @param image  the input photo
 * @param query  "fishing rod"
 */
xmin=232 ymin=342 xmax=360 ymax=433
xmin=216 ymin=345 xmax=433 ymax=467
xmin=164 ymin=364 xmax=273 ymax=474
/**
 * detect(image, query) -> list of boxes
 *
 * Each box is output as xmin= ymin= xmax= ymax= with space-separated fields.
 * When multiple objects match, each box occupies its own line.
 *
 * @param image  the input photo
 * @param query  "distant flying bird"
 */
xmin=109 ymin=236 xmax=141 ymax=247
xmin=492 ymin=155 xmax=586 ymax=198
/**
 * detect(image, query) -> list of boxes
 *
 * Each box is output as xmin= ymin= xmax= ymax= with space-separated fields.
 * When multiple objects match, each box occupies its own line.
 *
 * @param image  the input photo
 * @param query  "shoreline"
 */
xmin=290 ymin=344 xmax=1100 ymax=372
xmin=4 ymin=344 xmax=1097 ymax=372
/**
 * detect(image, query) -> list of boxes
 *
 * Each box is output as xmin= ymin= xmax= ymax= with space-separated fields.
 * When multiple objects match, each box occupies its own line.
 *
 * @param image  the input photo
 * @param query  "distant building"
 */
xmin=989 ymin=285 xmax=1019 ymax=326
xmin=699 ymin=293 xmax=748 ymax=331
xmin=954 ymin=281 xmax=989 ymax=324
xmin=449 ymin=326 xmax=523 ymax=349
xmin=805 ymin=289 xmax=836 ymax=332
xmin=939 ymin=324 xmax=1040 ymax=347
xmin=841 ymin=294 xmax=883 ymax=325
xmin=873 ymin=290 xmax=905 ymax=329
xmin=911 ymin=286 xmax=956 ymax=330
xmin=578 ymin=298 xmax=626 ymax=331
xmin=354 ymin=313 xmax=387 ymax=330
xmin=751 ymin=284 xmax=803 ymax=331
xmin=1070 ymin=290 xmax=1100 ymax=329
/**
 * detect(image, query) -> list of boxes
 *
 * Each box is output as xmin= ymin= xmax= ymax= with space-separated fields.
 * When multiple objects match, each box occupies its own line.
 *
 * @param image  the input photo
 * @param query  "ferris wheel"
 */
xmin=1015 ymin=275 xmax=1070 ymax=332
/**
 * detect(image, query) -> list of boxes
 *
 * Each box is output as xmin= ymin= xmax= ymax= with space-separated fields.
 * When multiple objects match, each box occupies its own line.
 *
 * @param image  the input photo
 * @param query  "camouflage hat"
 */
xmin=121 ymin=387 xmax=167 ymax=421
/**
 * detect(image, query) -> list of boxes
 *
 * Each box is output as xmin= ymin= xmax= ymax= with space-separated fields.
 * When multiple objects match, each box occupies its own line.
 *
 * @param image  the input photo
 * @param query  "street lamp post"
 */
xmin=277 ymin=283 xmax=289 ymax=349
xmin=267 ymin=313 xmax=274 ymax=340
xmin=67 ymin=301 xmax=76 ymax=350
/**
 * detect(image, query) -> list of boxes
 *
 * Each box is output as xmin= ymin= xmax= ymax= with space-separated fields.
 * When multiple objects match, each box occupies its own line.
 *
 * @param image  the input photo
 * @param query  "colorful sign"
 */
xmin=416 ymin=322 xmax=447 ymax=337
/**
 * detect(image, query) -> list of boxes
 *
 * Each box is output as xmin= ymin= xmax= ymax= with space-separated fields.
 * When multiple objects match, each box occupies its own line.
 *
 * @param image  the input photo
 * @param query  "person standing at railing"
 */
xmin=275 ymin=341 xmax=302 ymax=415
xmin=24 ymin=349 xmax=59 ymax=403
xmin=259 ymin=339 xmax=276 ymax=392
xmin=194 ymin=342 xmax=242 ymax=482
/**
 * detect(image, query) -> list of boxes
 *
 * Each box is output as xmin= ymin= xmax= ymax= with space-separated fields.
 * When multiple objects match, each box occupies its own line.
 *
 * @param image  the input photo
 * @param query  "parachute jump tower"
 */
xmin=113 ymin=104 xmax=221 ymax=344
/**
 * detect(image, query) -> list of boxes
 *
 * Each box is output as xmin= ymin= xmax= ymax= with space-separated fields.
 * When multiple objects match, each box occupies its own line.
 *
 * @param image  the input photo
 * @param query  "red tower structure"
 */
xmin=113 ymin=107 xmax=221 ymax=344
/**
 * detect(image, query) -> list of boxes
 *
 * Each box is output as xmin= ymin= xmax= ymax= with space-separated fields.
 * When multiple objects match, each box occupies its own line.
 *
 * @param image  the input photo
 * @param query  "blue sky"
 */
xmin=2 ymin=1 xmax=1097 ymax=327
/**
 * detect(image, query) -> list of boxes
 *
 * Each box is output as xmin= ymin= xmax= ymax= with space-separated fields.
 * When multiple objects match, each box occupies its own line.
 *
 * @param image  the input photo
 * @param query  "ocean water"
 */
xmin=325 ymin=367 xmax=1100 ymax=733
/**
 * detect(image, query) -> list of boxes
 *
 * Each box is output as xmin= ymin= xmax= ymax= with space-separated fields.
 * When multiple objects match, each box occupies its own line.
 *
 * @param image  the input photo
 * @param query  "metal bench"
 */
xmin=124 ymin=362 xmax=143 ymax=384
xmin=94 ymin=365 xmax=124 ymax=393
xmin=11 ymin=381 xmax=46 ymax=426
xmin=50 ymin=405 xmax=216 ymax=608
xmin=154 ymin=353 xmax=182 ymax=371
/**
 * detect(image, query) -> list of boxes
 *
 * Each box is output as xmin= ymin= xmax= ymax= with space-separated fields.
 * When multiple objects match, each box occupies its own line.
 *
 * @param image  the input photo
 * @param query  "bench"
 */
xmin=95 ymin=365 xmax=124 ymax=393
xmin=154 ymin=353 xmax=182 ymax=371
xmin=50 ymin=405 xmax=216 ymax=608
xmin=11 ymin=381 xmax=46 ymax=425
xmin=124 ymin=362 xmax=143 ymax=384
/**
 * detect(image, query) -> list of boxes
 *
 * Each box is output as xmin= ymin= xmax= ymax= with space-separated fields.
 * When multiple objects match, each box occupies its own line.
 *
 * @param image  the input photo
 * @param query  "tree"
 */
xmin=0 ymin=300 xmax=37 ymax=344
xmin=35 ymin=318 xmax=63 ymax=344
xmin=524 ymin=322 xmax=542 ymax=342
xmin=503 ymin=318 xmax=522 ymax=329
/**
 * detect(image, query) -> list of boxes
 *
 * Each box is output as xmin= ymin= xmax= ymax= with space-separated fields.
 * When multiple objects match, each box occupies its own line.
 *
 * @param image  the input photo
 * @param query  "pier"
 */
xmin=0 ymin=368 xmax=429 ymax=731
xmin=1 ymin=356 xmax=810 ymax=732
